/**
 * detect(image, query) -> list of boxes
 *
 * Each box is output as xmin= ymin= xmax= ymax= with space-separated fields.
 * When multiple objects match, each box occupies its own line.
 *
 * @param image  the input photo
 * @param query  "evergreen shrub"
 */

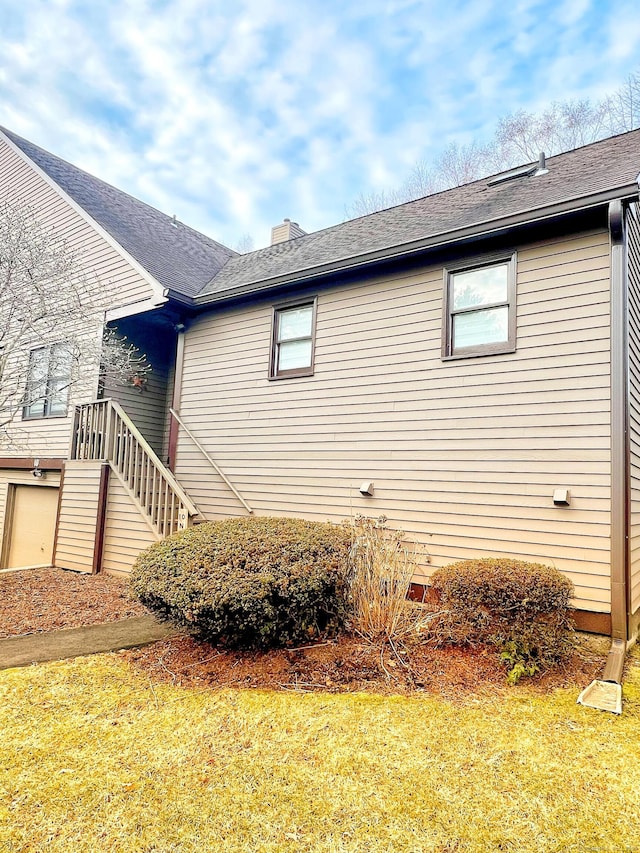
xmin=130 ymin=516 xmax=351 ymax=649
xmin=429 ymin=558 xmax=575 ymax=682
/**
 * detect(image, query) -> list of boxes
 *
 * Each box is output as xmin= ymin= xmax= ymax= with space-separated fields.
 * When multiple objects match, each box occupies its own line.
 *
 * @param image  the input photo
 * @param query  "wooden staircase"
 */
xmin=70 ymin=399 xmax=200 ymax=538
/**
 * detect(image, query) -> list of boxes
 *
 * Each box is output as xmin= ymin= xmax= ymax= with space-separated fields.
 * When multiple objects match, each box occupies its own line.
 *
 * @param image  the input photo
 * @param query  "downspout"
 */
xmin=579 ymin=200 xmax=631 ymax=712
xmin=604 ymin=198 xmax=630 ymax=682
xmin=167 ymin=323 xmax=185 ymax=472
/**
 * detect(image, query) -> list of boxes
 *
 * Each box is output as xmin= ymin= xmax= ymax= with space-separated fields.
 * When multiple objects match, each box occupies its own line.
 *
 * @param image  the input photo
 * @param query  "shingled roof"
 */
xmin=1 ymin=127 xmax=236 ymax=300
xmin=197 ymin=128 xmax=640 ymax=303
xmin=4 ymin=126 xmax=640 ymax=307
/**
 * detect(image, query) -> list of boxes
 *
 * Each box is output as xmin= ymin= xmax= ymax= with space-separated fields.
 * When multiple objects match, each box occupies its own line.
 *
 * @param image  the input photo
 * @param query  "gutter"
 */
xmin=194 ymin=183 xmax=640 ymax=307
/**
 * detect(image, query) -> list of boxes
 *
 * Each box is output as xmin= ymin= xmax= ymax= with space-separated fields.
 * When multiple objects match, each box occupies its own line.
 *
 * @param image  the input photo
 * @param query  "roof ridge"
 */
xmin=1 ymin=126 xmax=236 ymax=300
xmin=0 ymin=126 xmax=235 ymax=257
xmin=199 ymin=126 xmax=640 ymax=300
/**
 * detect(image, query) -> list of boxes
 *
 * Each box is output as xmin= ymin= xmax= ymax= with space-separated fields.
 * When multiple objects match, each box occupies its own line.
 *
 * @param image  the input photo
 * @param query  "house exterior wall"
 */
xmin=626 ymin=203 xmax=640 ymax=619
xmin=103 ymin=317 xmax=176 ymax=460
xmin=100 ymin=471 xmax=159 ymax=578
xmin=174 ymin=228 xmax=612 ymax=614
xmin=54 ymin=460 xmax=103 ymax=573
xmin=0 ymin=136 xmax=158 ymax=458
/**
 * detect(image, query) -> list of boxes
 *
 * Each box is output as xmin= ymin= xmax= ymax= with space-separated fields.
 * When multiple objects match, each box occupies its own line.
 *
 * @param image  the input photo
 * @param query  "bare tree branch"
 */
xmin=0 ymin=200 xmax=149 ymax=450
xmin=346 ymin=70 xmax=640 ymax=218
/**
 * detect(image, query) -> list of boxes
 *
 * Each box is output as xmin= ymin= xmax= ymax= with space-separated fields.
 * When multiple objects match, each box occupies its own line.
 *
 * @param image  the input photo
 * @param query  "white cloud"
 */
xmin=0 ymin=0 xmax=639 ymax=248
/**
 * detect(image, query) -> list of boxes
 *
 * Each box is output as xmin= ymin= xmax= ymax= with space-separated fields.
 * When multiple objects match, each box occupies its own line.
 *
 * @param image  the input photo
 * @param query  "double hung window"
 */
xmin=270 ymin=299 xmax=317 ymax=378
xmin=22 ymin=343 xmax=73 ymax=419
xmin=443 ymin=254 xmax=517 ymax=358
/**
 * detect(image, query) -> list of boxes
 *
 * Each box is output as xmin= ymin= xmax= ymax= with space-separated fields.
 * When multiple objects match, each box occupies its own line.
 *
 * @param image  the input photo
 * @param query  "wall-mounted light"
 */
xmin=31 ymin=458 xmax=45 ymax=479
xmin=359 ymin=481 xmax=374 ymax=496
xmin=553 ymin=488 xmax=571 ymax=506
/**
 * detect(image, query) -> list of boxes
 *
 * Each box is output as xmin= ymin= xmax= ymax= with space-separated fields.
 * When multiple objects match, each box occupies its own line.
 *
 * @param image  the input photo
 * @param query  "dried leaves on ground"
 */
xmin=0 ymin=567 xmax=608 ymax=698
xmin=125 ymin=632 xmax=608 ymax=699
xmin=0 ymin=567 xmax=146 ymax=638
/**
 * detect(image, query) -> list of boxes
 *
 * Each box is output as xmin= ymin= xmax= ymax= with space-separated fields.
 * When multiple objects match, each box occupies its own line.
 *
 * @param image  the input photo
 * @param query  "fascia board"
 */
xmin=195 ymin=183 xmax=639 ymax=306
xmin=105 ymin=296 xmax=170 ymax=322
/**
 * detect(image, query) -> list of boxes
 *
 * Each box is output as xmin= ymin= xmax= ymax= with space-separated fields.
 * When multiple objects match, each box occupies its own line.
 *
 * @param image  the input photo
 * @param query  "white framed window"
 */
xmin=22 ymin=344 xmax=73 ymax=419
xmin=270 ymin=299 xmax=317 ymax=379
xmin=442 ymin=254 xmax=517 ymax=359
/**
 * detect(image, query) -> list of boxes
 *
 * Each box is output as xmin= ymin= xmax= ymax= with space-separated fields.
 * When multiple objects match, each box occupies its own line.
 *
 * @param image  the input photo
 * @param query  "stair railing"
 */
xmin=71 ymin=398 xmax=199 ymax=538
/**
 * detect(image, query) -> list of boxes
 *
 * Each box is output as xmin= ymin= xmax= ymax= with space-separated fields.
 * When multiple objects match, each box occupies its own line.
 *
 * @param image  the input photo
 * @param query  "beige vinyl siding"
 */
xmin=100 ymin=471 xmax=159 ymax=578
xmin=0 ymin=138 xmax=154 ymax=308
xmin=627 ymin=203 xmax=640 ymax=616
xmin=175 ymin=229 xmax=612 ymax=613
xmin=104 ymin=318 xmax=175 ymax=459
xmin=106 ymin=368 xmax=170 ymax=459
xmin=0 ymin=136 xmax=156 ymax=458
xmin=0 ymin=328 xmax=101 ymax=459
xmin=0 ymin=470 xmax=61 ymax=567
xmin=54 ymin=460 xmax=103 ymax=573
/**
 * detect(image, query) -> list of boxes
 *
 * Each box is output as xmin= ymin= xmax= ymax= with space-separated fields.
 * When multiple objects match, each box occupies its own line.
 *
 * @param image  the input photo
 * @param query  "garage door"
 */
xmin=4 ymin=485 xmax=59 ymax=569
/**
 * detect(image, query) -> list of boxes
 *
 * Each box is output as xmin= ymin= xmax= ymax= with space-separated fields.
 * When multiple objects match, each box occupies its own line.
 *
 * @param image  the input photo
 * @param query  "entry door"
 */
xmin=5 ymin=485 xmax=59 ymax=569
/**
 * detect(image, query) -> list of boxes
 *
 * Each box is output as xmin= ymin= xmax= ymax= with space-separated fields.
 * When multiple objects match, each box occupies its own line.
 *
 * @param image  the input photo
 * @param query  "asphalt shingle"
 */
xmin=198 ymin=129 xmax=640 ymax=301
xmin=5 ymin=126 xmax=640 ymax=306
xmin=2 ymin=127 xmax=236 ymax=300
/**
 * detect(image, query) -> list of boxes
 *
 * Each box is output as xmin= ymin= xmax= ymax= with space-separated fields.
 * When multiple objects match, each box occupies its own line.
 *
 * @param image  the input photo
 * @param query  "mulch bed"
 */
xmin=0 ymin=567 xmax=607 ymax=697
xmin=124 ymin=632 xmax=607 ymax=698
xmin=0 ymin=567 xmax=146 ymax=639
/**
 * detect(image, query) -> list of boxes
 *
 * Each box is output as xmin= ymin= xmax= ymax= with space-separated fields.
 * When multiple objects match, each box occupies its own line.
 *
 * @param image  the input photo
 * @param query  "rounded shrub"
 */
xmin=130 ymin=516 xmax=352 ymax=649
xmin=429 ymin=558 xmax=575 ymax=681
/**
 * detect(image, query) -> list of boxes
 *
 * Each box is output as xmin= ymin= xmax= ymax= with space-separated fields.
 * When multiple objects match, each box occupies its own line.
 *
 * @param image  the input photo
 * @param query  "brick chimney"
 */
xmin=271 ymin=218 xmax=306 ymax=245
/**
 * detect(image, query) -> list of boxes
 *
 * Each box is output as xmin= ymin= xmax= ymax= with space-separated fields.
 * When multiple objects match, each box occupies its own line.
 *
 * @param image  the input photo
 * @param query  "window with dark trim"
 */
xmin=270 ymin=299 xmax=317 ymax=379
xmin=442 ymin=253 xmax=517 ymax=359
xmin=22 ymin=344 xmax=73 ymax=419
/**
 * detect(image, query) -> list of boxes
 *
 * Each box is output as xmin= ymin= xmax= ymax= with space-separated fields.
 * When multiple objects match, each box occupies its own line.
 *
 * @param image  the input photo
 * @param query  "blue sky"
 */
xmin=1 ymin=0 xmax=639 ymax=249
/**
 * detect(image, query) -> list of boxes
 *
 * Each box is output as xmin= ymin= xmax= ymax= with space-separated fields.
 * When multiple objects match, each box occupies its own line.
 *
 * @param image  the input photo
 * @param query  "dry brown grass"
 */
xmin=1 ymin=647 xmax=639 ymax=852
xmin=347 ymin=516 xmax=434 ymax=643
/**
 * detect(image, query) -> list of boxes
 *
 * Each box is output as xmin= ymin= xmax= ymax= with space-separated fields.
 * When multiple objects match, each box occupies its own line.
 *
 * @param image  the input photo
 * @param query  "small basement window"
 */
xmin=442 ymin=254 xmax=516 ymax=359
xmin=270 ymin=299 xmax=317 ymax=379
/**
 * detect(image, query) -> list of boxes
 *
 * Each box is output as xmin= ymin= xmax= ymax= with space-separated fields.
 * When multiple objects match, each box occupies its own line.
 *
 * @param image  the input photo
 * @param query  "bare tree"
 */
xmin=0 ymin=200 xmax=148 ymax=449
xmin=605 ymin=71 xmax=640 ymax=133
xmin=344 ymin=187 xmax=409 ymax=219
xmin=494 ymin=99 xmax=611 ymax=164
xmin=346 ymin=70 xmax=640 ymax=218
xmin=234 ymin=232 xmax=255 ymax=254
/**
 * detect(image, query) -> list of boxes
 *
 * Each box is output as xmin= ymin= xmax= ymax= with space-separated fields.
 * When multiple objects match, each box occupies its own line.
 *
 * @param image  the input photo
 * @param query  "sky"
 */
xmin=1 ymin=0 xmax=640 ymax=250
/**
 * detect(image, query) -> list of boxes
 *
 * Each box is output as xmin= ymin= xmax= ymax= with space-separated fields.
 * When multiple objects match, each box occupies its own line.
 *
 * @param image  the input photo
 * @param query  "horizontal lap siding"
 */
xmin=105 ymin=322 xmax=174 ymax=458
xmin=627 ymin=204 xmax=640 ymax=617
xmin=0 ymin=137 xmax=155 ymax=457
xmin=175 ymin=229 xmax=612 ymax=612
xmin=54 ymin=461 xmax=102 ymax=572
xmin=101 ymin=473 xmax=159 ymax=578
xmin=0 ymin=470 xmax=61 ymax=564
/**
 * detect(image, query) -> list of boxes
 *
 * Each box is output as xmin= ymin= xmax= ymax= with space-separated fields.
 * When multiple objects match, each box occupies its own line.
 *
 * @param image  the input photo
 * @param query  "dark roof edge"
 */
xmin=195 ymin=182 xmax=640 ymax=306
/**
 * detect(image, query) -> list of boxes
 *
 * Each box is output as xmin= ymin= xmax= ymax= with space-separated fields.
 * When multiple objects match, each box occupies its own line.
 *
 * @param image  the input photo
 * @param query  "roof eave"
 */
xmin=195 ymin=183 xmax=640 ymax=306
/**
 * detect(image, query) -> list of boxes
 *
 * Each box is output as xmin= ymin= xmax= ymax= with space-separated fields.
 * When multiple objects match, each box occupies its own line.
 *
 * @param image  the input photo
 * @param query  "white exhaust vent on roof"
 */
xmin=487 ymin=152 xmax=548 ymax=186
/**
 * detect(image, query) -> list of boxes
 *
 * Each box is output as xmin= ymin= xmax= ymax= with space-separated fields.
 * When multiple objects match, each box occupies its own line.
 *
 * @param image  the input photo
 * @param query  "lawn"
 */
xmin=1 ymin=649 xmax=639 ymax=853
